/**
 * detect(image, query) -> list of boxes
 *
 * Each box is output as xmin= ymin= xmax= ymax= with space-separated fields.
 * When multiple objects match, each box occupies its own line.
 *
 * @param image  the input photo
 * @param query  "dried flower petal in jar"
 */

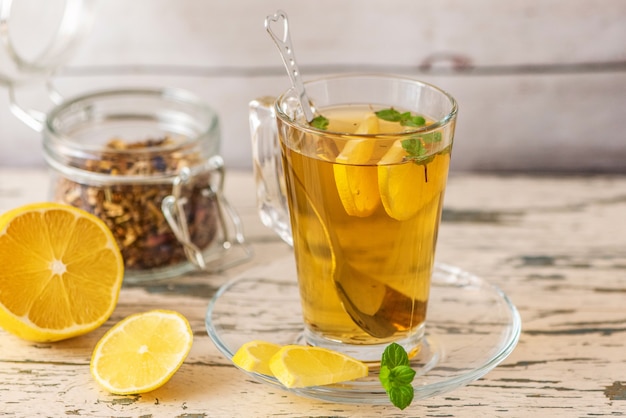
xmin=43 ymin=88 xmax=248 ymax=282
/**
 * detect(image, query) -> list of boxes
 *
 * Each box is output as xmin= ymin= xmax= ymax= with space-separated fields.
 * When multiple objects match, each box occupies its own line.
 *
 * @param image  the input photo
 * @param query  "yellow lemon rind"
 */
xmin=0 ymin=202 xmax=124 ymax=342
xmin=90 ymin=309 xmax=193 ymax=395
xmin=268 ymin=345 xmax=369 ymax=388
xmin=333 ymin=113 xmax=382 ymax=217
xmin=232 ymin=340 xmax=282 ymax=376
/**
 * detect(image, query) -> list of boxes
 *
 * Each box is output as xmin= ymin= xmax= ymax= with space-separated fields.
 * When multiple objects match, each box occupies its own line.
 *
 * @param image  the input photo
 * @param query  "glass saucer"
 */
xmin=205 ymin=257 xmax=521 ymax=405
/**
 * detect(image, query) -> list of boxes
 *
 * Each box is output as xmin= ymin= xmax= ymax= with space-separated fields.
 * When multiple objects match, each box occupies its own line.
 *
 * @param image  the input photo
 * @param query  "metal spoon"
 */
xmin=265 ymin=10 xmax=315 ymax=122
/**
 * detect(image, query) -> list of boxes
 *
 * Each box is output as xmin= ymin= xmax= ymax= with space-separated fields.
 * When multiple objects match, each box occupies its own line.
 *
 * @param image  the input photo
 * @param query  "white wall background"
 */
xmin=1 ymin=0 xmax=625 ymax=172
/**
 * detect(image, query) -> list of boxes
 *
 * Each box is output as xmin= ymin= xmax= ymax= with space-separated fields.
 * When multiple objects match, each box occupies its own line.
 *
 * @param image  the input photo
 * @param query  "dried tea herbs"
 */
xmin=53 ymin=137 xmax=218 ymax=273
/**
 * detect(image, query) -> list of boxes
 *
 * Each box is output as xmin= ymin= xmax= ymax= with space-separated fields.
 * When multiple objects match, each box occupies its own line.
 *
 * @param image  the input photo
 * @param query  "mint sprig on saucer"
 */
xmin=379 ymin=343 xmax=416 ymax=410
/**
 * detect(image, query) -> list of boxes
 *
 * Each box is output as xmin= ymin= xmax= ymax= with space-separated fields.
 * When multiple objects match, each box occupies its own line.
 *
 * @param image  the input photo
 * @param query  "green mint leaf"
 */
xmin=388 ymin=384 xmax=415 ymax=410
xmin=390 ymin=365 xmax=417 ymax=386
xmin=375 ymin=108 xmax=426 ymax=127
xmin=401 ymin=135 xmax=440 ymax=168
xmin=401 ymin=138 xmax=427 ymax=159
xmin=375 ymin=108 xmax=402 ymax=122
xmin=379 ymin=365 xmax=392 ymax=392
xmin=381 ymin=342 xmax=410 ymax=368
xmin=401 ymin=115 xmax=426 ymax=127
xmin=380 ymin=344 xmax=416 ymax=410
xmin=310 ymin=115 xmax=329 ymax=130
xmin=420 ymin=131 xmax=442 ymax=143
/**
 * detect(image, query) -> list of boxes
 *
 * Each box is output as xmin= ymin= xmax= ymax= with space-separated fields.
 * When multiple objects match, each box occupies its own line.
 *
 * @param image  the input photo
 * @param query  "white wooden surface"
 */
xmin=0 ymin=168 xmax=625 ymax=417
xmin=1 ymin=0 xmax=626 ymax=172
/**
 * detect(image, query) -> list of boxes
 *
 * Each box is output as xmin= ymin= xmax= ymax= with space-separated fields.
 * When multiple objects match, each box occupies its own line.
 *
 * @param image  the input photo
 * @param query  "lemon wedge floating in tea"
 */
xmin=0 ymin=202 xmax=124 ymax=342
xmin=90 ymin=310 xmax=193 ymax=395
xmin=378 ymin=140 xmax=450 ymax=221
xmin=333 ymin=113 xmax=381 ymax=217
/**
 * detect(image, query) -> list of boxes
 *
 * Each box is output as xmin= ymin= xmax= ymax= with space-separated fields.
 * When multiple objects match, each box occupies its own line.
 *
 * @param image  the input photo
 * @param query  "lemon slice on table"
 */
xmin=90 ymin=310 xmax=193 ymax=395
xmin=269 ymin=345 xmax=369 ymax=388
xmin=0 ymin=202 xmax=124 ymax=342
xmin=232 ymin=340 xmax=282 ymax=376
xmin=333 ymin=113 xmax=381 ymax=217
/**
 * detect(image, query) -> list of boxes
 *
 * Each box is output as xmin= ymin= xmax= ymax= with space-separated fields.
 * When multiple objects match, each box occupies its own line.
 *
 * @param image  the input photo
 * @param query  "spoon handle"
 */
xmin=265 ymin=10 xmax=316 ymax=122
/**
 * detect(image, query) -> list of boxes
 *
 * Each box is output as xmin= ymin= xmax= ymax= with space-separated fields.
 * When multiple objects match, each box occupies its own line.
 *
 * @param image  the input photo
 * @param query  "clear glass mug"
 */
xmin=250 ymin=74 xmax=457 ymax=361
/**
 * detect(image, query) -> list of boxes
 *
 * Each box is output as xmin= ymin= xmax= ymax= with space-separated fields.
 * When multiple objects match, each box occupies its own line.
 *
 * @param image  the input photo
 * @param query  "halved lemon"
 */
xmin=333 ymin=113 xmax=381 ymax=217
xmin=90 ymin=309 xmax=193 ymax=395
xmin=0 ymin=202 xmax=124 ymax=342
xmin=269 ymin=345 xmax=369 ymax=388
xmin=232 ymin=340 xmax=282 ymax=375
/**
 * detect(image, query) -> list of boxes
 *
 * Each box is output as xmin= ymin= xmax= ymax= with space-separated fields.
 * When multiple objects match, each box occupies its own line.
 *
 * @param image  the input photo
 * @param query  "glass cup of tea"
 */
xmin=249 ymin=74 xmax=457 ymax=361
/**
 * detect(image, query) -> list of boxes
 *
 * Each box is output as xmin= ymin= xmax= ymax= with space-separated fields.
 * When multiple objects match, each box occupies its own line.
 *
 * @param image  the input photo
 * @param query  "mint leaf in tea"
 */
xmin=375 ymin=108 xmax=426 ymax=127
xmin=310 ymin=115 xmax=329 ymax=130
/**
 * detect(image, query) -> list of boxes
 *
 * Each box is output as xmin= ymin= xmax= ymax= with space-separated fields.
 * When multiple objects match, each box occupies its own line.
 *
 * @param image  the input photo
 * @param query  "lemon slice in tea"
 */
xmin=333 ymin=113 xmax=381 ymax=217
xmin=378 ymin=141 xmax=450 ymax=221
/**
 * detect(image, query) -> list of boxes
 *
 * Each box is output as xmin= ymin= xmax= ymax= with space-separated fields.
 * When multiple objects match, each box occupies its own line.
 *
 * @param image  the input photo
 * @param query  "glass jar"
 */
xmin=43 ymin=88 xmax=250 ymax=282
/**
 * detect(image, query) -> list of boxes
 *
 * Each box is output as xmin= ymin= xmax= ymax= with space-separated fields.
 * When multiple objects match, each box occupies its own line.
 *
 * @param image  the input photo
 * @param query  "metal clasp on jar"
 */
xmin=162 ymin=155 xmax=252 ymax=273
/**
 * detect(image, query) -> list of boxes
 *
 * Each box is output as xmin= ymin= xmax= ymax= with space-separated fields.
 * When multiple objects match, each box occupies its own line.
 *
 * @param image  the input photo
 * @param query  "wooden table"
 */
xmin=1 ymin=168 xmax=625 ymax=417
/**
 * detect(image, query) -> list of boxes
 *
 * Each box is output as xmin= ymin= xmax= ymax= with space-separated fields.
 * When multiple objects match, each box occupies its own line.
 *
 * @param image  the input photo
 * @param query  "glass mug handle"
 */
xmin=249 ymin=97 xmax=293 ymax=246
xmin=162 ymin=156 xmax=252 ymax=272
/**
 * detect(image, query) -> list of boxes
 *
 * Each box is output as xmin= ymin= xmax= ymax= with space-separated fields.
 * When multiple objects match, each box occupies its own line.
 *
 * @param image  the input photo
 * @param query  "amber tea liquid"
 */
xmin=279 ymin=105 xmax=451 ymax=359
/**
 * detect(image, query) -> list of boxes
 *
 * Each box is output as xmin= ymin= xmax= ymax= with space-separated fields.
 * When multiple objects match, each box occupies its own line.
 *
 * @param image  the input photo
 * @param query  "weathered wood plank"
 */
xmin=0 ymin=169 xmax=625 ymax=416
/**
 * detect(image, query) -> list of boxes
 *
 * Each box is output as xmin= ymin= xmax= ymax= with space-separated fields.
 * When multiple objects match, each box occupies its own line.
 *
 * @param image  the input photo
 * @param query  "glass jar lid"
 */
xmin=0 ymin=0 xmax=96 ymax=85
